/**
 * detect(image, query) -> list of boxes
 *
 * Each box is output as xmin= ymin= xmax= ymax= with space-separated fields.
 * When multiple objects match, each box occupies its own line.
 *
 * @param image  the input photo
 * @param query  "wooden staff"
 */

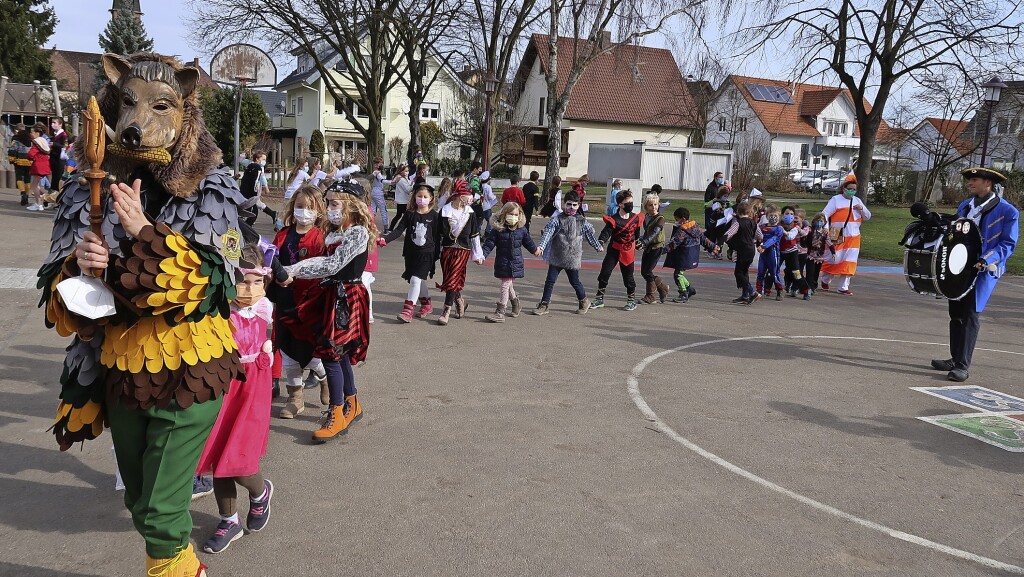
xmin=82 ymin=96 xmax=106 ymax=278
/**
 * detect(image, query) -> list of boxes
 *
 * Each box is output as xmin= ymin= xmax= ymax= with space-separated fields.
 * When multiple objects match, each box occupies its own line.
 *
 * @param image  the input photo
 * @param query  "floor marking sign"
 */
xmin=911 ymin=386 xmax=1024 ymax=451
xmin=918 ymin=413 xmax=1024 ymax=452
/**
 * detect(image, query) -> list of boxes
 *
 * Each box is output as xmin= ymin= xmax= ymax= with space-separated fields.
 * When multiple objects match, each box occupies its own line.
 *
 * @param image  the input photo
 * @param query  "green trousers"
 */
xmin=108 ymin=397 xmax=222 ymax=559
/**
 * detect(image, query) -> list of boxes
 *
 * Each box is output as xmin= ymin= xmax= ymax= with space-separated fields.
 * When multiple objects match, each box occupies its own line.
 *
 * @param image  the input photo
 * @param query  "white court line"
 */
xmin=628 ymin=335 xmax=1024 ymax=574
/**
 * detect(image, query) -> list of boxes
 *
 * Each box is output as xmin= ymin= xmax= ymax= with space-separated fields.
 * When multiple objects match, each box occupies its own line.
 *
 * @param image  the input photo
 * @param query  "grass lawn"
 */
xmin=659 ymin=199 xmax=1024 ymax=276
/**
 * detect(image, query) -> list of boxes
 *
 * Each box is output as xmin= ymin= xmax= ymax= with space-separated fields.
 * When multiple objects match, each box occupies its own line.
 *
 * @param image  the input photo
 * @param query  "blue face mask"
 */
xmin=813 ymin=221 xmax=824 ymax=228
xmin=782 ymin=214 xmax=794 ymax=225
xmin=715 ymin=177 xmax=724 ymax=185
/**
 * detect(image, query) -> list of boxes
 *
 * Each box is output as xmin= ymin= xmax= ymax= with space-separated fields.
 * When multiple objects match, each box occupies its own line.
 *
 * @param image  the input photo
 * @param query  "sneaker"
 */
xmin=623 ymin=299 xmax=637 ymax=311
xmin=533 ymin=302 xmax=549 ymax=316
xmin=686 ymin=286 xmax=696 ymax=297
xmin=820 ymin=282 xmax=830 ymax=291
xmin=672 ymin=293 xmax=689 ymax=303
xmin=589 ymin=296 xmax=605 ymax=309
xmin=931 ymin=358 xmax=955 ymax=371
xmin=202 ymin=519 xmax=243 ymax=554
xmin=775 ymin=290 xmax=782 ymax=301
xmin=837 ymin=289 xmax=853 ymax=296
xmin=788 ymin=289 xmax=798 ymax=298
xmin=192 ymin=475 xmax=214 ymax=501
xmin=947 ymin=368 xmax=970 ymax=382
xmin=576 ymin=298 xmax=591 ymax=314
xmin=246 ymin=479 xmax=274 ymax=532
xmin=26 ymin=204 xmax=42 ymax=211
xmin=802 ymin=293 xmax=811 ymax=301
xmin=745 ymin=292 xmax=762 ymax=305
xmin=731 ymin=296 xmax=747 ymax=304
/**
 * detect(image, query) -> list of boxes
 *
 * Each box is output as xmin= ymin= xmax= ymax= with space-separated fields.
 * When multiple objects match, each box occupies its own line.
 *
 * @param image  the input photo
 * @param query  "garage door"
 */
xmin=684 ymin=152 xmax=731 ymax=191
xmin=641 ymin=150 xmax=682 ymax=190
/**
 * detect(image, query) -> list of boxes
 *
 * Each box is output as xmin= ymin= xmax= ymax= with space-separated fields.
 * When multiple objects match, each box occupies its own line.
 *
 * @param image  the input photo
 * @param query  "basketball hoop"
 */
xmin=209 ymin=44 xmax=278 ymax=174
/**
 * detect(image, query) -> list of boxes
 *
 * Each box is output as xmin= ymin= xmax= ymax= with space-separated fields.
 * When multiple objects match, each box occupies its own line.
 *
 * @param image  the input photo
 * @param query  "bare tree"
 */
xmin=904 ymin=72 xmax=982 ymax=200
xmin=541 ymin=0 xmax=708 ymax=189
xmin=672 ymin=50 xmax=730 ymax=147
xmin=443 ymin=83 xmax=535 ymax=163
xmin=388 ymin=0 xmax=461 ymax=167
xmin=457 ymin=0 xmax=544 ymax=164
xmin=739 ymin=0 xmax=1023 ymax=198
xmin=188 ymin=0 xmax=404 ymax=160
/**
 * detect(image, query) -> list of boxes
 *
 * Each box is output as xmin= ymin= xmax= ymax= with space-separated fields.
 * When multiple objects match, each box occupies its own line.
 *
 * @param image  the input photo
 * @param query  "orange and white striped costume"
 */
xmin=821 ymin=193 xmax=871 ymax=279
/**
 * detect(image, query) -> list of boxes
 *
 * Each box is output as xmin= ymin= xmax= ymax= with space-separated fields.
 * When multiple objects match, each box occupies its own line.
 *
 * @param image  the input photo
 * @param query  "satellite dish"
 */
xmin=277 ymin=100 xmax=286 ymax=111
xmin=210 ymin=43 xmax=278 ymax=87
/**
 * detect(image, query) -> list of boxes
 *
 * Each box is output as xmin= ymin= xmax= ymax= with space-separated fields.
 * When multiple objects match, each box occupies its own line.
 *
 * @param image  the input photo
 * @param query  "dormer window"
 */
xmin=823 ymin=120 xmax=848 ymax=136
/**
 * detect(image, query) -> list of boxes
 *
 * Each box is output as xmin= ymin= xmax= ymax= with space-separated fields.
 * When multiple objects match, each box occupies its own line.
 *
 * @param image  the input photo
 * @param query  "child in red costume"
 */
xmin=590 ymin=189 xmax=644 ymax=311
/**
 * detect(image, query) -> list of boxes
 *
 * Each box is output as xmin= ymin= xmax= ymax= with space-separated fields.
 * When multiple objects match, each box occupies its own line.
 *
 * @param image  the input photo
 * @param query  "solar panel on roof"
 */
xmin=745 ymin=82 xmax=794 ymax=104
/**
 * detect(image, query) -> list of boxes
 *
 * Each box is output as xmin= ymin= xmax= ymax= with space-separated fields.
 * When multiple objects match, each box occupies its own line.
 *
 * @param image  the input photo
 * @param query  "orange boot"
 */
xmin=344 ymin=395 xmax=363 ymax=428
xmin=146 ymin=543 xmax=207 ymax=577
xmin=312 ymin=404 xmax=349 ymax=443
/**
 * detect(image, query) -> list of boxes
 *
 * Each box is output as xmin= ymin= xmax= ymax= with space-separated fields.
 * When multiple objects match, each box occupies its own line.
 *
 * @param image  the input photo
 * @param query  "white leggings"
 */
xmin=820 ymin=272 xmax=851 ymax=291
xmin=280 ymin=351 xmax=326 ymax=389
xmin=406 ymin=275 xmax=431 ymax=302
xmin=499 ymin=278 xmax=518 ymax=305
xmin=362 ymin=271 xmax=375 ymax=318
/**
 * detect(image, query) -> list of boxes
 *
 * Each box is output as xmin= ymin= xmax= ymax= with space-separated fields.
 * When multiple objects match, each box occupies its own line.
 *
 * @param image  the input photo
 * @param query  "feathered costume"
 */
xmin=36 ymin=53 xmax=245 ymax=577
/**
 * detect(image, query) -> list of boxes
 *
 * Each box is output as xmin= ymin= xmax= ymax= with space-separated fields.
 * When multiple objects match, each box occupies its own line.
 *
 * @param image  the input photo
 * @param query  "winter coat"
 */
xmin=482 ymin=226 xmax=538 ymax=278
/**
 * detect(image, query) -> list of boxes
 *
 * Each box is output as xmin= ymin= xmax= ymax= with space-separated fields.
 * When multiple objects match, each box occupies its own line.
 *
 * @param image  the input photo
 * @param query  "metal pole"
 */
xmin=980 ymin=100 xmax=995 ymax=168
xmin=233 ymin=83 xmax=243 ymax=176
xmin=50 ymin=79 xmax=62 ymax=119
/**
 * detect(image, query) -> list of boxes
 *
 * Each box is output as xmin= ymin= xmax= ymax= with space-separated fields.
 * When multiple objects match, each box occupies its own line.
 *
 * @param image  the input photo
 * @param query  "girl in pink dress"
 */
xmin=196 ymin=243 xmax=276 ymax=554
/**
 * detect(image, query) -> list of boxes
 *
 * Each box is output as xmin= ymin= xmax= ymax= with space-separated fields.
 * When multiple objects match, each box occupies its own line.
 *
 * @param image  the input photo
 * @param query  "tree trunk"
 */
xmin=406 ymin=90 xmax=423 ymax=168
xmin=545 ymin=105 xmax=566 ymax=193
xmin=855 ymin=114 xmax=881 ymax=202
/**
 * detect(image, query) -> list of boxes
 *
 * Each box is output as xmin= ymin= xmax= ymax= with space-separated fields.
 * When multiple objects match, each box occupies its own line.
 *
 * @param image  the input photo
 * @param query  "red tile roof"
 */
xmin=729 ymin=75 xmax=888 ymax=137
xmin=925 ymin=117 xmax=974 ymax=157
xmin=515 ymin=34 xmax=695 ymax=129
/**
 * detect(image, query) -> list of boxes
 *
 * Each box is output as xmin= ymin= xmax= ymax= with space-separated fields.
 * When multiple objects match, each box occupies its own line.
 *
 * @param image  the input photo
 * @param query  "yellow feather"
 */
xmin=187 ymin=284 xmax=205 ymax=301
xmin=67 ymin=410 xmax=83 ymax=433
xmin=145 ymin=356 xmax=164 ymax=373
xmin=78 ymin=400 xmax=100 ymax=424
xmin=164 ymin=350 xmax=181 ymax=371
xmin=92 ymin=419 xmax=104 ymax=437
xmin=181 ymin=348 xmax=199 ymax=365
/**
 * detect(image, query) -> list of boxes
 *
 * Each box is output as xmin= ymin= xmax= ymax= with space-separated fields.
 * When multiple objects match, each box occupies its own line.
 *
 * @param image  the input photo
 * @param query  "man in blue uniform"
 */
xmin=931 ymin=167 xmax=1019 ymax=381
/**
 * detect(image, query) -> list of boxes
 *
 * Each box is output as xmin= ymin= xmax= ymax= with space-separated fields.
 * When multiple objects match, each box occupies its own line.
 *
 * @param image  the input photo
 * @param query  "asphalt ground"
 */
xmin=1 ymin=189 xmax=1023 ymax=577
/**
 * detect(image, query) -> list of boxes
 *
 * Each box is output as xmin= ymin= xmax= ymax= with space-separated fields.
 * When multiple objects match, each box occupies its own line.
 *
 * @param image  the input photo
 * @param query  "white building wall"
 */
xmin=514 ymin=59 xmax=549 ymax=128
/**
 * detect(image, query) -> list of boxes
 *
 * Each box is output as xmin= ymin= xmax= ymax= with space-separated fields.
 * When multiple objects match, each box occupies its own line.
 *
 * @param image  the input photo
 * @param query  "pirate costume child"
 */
xmin=435 ymin=185 xmax=483 ymax=325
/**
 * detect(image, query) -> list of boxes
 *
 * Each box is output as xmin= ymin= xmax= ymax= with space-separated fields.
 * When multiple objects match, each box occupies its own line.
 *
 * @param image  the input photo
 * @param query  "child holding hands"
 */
xmin=479 ymin=202 xmax=541 ymax=322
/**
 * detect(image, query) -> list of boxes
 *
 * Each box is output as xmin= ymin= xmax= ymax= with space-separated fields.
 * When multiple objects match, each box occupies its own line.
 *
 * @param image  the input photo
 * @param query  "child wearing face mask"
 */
xmin=805 ymin=212 xmax=835 ymax=295
xmin=479 ymin=202 xmax=541 ymax=322
xmin=381 ymin=184 xmax=442 ymax=322
xmin=779 ymin=206 xmax=811 ymax=300
xmin=756 ymin=205 xmax=785 ymax=300
xmin=592 ymin=190 xmax=644 ymax=311
xmin=196 ymin=243 xmax=276 ymax=554
xmin=436 ymin=184 xmax=483 ymax=325
xmin=285 ymin=192 xmax=376 ymax=442
xmin=663 ymin=207 xmax=719 ymax=303
xmin=271 ymin=186 xmax=330 ymax=417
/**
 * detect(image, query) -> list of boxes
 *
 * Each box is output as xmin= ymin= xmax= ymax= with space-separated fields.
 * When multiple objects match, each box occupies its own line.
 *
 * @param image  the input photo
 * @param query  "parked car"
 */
xmin=798 ymin=169 xmax=844 ymax=192
xmin=822 ymin=175 xmax=876 ymax=197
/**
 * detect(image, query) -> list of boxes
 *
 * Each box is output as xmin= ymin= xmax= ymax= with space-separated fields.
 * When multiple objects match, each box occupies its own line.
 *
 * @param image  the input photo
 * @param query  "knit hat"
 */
xmin=842 ymin=173 xmax=857 ymax=186
xmin=480 ymin=171 xmax=490 ymax=181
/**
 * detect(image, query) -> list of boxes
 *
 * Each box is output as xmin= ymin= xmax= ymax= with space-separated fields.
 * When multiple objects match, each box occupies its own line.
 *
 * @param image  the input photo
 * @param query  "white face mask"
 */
xmin=327 ymin=208 xmax=343 ymax=225
xmin=505 ymin=215 xmax=520 ymax=225
xmin=293 ymin=208 xmax=317 ymax=225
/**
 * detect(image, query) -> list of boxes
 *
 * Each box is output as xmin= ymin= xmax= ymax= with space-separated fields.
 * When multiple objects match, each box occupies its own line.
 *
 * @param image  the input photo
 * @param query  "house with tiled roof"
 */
xmin=272 ymin=42 xmax=472 ymax=166
xmin=509 ymin=33 xmax=696 ymax=177
xmin=705 ymin=75 xmax=890 ymax=173
xmin=902 ymin=117 xmax=976 ymax=172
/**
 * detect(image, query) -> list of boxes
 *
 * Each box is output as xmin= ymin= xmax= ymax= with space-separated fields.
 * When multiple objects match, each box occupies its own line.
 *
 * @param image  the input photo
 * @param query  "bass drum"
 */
xmin=903 ymin=218 xmax=981 ymax=300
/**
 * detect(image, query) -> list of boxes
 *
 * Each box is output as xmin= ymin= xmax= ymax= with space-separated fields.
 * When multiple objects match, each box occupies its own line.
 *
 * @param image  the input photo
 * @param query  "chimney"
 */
xmin=598 ymin=30 xmax=612 ymax=50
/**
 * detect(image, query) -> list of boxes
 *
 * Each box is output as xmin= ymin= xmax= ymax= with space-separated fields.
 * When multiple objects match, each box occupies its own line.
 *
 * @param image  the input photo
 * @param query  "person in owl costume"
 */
xmin=36 ymin=53 xmax=246 ymax=577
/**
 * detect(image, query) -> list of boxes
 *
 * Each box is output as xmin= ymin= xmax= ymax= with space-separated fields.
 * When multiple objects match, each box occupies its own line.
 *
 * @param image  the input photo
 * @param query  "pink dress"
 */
xmin=197 ymin=298 xmax=273 ymax=478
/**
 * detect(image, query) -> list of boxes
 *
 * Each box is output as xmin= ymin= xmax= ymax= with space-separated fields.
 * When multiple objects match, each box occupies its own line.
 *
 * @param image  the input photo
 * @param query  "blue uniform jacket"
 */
xmin=957 ymin=196 xmax=1019 ymax=312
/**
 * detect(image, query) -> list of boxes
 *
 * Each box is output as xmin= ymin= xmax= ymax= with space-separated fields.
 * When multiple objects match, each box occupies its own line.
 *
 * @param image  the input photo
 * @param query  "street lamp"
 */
xmin=979 ymin=76 xmax=1007 ymax=168
xmin=482 ymin=71 xmax=498 ymax=171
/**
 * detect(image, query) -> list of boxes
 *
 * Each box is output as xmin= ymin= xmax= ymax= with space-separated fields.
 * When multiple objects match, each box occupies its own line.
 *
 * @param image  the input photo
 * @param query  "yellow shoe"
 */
xmin=312 ymin=404 xmax=348 ymax=443
xmin=344 ymin=395 xmax=363 ymax=426
xmin=146 ymin=543 xmax=207 ymax=577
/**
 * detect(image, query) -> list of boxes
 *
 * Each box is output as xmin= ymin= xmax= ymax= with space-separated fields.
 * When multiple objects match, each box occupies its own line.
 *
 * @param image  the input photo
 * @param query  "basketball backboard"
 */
xmin=210 ymin=44 xmax=277 ymax=87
